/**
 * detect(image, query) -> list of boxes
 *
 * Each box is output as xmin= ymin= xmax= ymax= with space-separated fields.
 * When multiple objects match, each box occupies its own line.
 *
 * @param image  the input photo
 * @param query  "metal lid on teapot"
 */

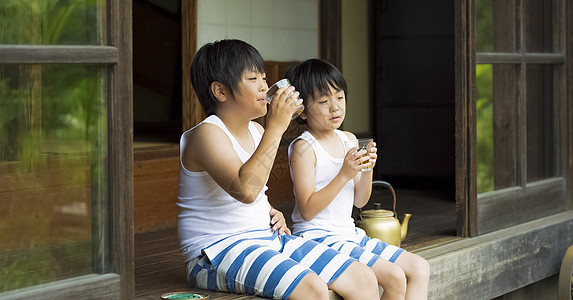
xmin=360 ymin=203 xmax=394 ymax=218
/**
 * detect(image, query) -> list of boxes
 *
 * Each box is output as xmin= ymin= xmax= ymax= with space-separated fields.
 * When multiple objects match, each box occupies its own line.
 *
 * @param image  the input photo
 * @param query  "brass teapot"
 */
xmin=356 ymin=181 xmax=411 ymax=247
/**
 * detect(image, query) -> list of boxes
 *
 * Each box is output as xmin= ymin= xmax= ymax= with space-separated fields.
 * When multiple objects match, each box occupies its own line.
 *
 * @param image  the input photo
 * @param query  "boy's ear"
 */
xmin=299 ymin=112 xmax=308 ymax=120
xmin=210 ymin=81 xmax=227 ymax=102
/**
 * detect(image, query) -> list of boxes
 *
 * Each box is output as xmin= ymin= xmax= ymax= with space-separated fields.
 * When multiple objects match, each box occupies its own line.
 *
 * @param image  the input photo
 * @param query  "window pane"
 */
xmin=524 ymin=0 xmax=555 ymax=52
xmin=0 ymin=64 xmax=107 ymax=292
xmin=476 ymin=0 xmax=515 ymax=52
xmin=0 ymin=0 xmax=106 ymax=45
xmin=526 ymin=64 xmax=556 ymax=182
xmin=476 ymin=64 xmax=518 ymax=193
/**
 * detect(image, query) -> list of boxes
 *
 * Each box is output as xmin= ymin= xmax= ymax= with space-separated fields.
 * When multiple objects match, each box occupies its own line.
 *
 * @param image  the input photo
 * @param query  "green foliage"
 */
xmin=475 ymin=0 xmax=493 ymax=52
xmin=0 ymin=241 xmax=91 ymax=292
xmin=1 ymin=0 xmax=105 ymax=161
xmin=0 ymin=0 xmax=103 ymax=45
xmin=476 ymin=64 xmax=494 ymax=193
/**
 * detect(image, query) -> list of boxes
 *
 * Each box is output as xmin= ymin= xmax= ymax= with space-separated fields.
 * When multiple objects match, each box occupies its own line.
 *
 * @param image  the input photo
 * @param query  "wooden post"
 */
xmin=182 ymin=0 xmax=204 ymax=132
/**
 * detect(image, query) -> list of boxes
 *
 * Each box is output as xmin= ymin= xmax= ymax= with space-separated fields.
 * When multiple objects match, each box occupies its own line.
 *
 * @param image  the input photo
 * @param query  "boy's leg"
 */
xmin=331 ymin=239 xmax=409 ymax=299
xmin=353 ymin=234 xmax=429 ymax=300
xmin=288 ymin=272 xmax=329 ymax=300
xmin=319 ymin=230 xmax=419 ymax=300
xmin=281 ymin=235 xmax=379 ymax=300
xmin=370 ymin=258 xmax=407 ymax=300
xmin=394 ymin=252 xmax=430 ymax=300
xmin=186 ymin=243 xmax=317 ymax=299
xmin=327 ymin=261 xmax=380 ymax=300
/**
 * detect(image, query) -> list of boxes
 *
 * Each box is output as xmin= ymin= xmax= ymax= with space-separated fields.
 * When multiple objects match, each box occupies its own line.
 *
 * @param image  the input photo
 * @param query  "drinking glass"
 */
xmin=266 ymin=78 xmax=305 ymax=120
xmin=344 ymin=138 xmax=374 ymax=171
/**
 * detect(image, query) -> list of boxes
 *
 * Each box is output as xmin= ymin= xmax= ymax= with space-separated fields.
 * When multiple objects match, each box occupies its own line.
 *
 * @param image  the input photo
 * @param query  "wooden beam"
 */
xmin=476 ymin=52 xmax=565 ymax=64
xmin=418 ymin=211 xmax=573 ymax=299
xmin=0 ymin=274 xmax=120 ymax=300
xmin=0 ymin=45 xmax=118 ymax=64
xmin=477 ymin=177 xmax=567 ymax=234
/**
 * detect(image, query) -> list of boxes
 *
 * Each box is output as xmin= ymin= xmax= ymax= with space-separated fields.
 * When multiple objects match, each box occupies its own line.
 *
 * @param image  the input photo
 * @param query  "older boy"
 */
xmin=177 ymin=39 xmax=379 ymax=300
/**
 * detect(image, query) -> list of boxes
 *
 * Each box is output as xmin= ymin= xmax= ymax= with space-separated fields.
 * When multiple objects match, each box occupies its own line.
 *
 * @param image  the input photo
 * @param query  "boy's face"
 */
xmin=302 ymin=84 xmax=346 ymax=133
xmin=232 ymin=69 xmax=269 ymax=119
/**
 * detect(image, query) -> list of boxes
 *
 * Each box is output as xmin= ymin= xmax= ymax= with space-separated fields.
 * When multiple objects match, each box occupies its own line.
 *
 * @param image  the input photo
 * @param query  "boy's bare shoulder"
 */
xmin=291 ymin=136 xmax=310 ymax=147
xmin=187 ymin=122 xmax=225 ymax=140
xmin=290 ymin=138 xmax=314 ymax=156
xmin=183 ymin=122 xmax=231 ymax=153
xmin=181 ymin=122 xmax=232 ymax=171
xmin=341 ymin=131 xmax=357 ymax=140
xmin=252 ymin=121 xmax=264 ymax=135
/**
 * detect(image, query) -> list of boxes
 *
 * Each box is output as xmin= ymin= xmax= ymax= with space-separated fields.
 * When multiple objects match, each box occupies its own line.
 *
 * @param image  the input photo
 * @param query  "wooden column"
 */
xmin=455 ymin=0 xmax=475 ymax=237
xmin=182 ymin=0 xmax=203 ymax=132
xmin=109 ymin=0 xmax=134 ymax=297
xmin=319 ymin=0 xmax=342 ymax=70
xmin=567 ymin=0 xmax=573 ymax=209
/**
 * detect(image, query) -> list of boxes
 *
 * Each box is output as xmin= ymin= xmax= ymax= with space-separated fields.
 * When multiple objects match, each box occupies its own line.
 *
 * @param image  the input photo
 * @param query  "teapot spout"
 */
xmin=400 ymin=213 xmax=411 ymax=241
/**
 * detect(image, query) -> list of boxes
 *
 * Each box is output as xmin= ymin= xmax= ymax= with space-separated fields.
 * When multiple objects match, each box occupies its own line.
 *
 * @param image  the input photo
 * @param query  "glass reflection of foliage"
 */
xmin=0 ymin=64 xmax=106 ymax=291
xmin=476 ymin=0 xmax=493 ymax=52
xmin=476 ymin=64 xmax=494 ymax=193
xmin=0 ymin=0 xmax=104 ymax=45
xmin=0 ymin=65 xmax=105 ymax=160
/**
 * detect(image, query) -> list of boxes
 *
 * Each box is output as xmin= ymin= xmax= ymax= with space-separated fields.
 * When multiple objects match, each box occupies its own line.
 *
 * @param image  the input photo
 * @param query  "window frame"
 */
xmin=457 ymin=0 xmax=571 ymax=236
xmin=0 ymin=0 xmax=133 ymax=298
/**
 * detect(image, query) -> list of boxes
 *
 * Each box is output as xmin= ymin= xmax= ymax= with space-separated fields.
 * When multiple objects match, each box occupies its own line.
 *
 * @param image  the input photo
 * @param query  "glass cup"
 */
xmin=266 ymin=78 xmax=305 ymax=120
xmin=344 ymin=138 xmax=374 ymax=172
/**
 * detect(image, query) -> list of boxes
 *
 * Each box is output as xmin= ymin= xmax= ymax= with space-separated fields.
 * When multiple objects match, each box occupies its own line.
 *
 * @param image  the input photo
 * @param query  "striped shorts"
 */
xmin=186 ymin=229 xmax=356 ymax=300
xmin=296 ymin=227 xmax=405 ymax=267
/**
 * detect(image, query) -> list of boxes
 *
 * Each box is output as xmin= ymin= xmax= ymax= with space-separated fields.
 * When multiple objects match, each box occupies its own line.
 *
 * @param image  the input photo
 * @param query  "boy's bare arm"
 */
xmin=291 ymin=137 xmax=374 ymax=220
xmin=232 ymin=86 xmax=300 ymax=202
xmin=353 ymin=143 xmax=376 ymax=208
xmin=269 ymin=206 xmax=291 ymax=235
xmin=353 ymin=171 xmax=373 ymax=208
xmin=290 ymin=140 xmax=357 ymax=220
xmin=183 ymin=88 xmax=297 ymax=204
xmin=183 ymin=123 xmax=281 ymax=204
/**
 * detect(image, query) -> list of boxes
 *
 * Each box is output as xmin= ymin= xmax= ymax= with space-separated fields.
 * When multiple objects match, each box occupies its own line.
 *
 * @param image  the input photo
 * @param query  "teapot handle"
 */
xmin=372 ymin=180 xmax=397 ymax=217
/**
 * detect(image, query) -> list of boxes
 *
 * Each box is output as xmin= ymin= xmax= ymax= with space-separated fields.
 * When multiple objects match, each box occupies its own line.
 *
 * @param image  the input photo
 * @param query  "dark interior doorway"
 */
xmin=133 ymin=0 xmax=182 ymax=143
xmin=365 ymin=0 xmax=458 ymax=248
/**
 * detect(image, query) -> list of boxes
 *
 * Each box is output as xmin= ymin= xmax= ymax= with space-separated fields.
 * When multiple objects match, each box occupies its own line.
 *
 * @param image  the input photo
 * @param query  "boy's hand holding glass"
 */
xmin=344 ymin=138 xmax=376 ymax=172
xmin=266 ymin=79 xmax=305 ymax=120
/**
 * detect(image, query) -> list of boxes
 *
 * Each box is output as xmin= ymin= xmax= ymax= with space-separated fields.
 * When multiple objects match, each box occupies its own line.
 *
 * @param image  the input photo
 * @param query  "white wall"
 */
xmin=197 ymin=0 xmax=318 ymax=61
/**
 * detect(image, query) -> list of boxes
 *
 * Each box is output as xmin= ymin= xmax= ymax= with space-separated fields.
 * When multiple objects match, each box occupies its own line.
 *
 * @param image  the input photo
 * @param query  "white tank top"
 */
xmin=177 ymin=115 xmax=272 ymax=261
xmin=288 ymin=130 xmax=356 ymax=235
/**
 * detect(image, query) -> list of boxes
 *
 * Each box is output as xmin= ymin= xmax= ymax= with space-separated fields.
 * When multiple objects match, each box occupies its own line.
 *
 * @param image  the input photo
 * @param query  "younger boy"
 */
xmin=177 ymin=39 xmax=379 ymax=300
xmin=286 ymin=59 xmax=431 ymax=300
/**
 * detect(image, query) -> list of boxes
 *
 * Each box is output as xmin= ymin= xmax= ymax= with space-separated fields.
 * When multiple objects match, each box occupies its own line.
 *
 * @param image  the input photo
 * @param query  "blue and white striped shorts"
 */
xmin=296 ymin=227 xmax=405 ymax=267
xmin=186 ymin=229 xmax=356 ymax=299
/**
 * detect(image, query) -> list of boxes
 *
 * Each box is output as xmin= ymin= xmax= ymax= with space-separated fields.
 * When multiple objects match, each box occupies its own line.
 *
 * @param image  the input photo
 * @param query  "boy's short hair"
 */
xmin=285 ymin=59 xmax=348 ymax=124
xmin=190 ymin=39 xmax=266 ymax=116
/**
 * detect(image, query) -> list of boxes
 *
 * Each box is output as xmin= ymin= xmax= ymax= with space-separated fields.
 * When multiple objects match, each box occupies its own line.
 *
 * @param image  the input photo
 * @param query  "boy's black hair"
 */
xmin=190 ymin=39 xmax=266 ymax=116
xmin=284 ymin=59 xmax=348 ymax=124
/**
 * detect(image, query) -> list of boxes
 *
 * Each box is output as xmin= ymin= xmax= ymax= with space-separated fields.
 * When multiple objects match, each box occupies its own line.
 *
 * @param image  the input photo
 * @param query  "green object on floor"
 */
xmin=161 ymin=292 xmax=208 ymax=299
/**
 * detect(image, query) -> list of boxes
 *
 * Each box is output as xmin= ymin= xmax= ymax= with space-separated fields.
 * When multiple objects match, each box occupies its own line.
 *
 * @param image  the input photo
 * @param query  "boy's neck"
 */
xmin=216 ymin=111 xmax=251 ymax=137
